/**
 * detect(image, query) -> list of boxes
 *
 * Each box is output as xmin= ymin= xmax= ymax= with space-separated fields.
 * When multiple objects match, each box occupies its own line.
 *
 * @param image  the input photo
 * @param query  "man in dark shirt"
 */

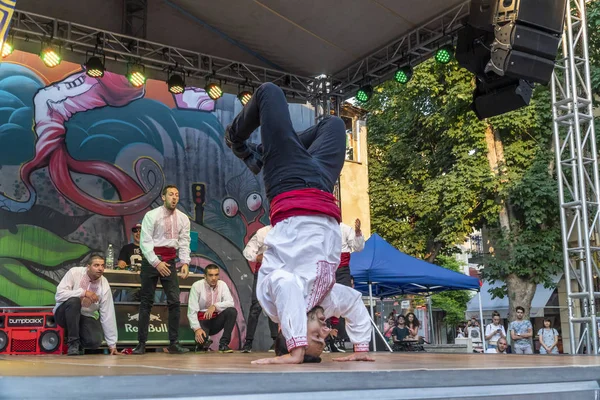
xmin=117 ymin=223 xmax=142 ymax=269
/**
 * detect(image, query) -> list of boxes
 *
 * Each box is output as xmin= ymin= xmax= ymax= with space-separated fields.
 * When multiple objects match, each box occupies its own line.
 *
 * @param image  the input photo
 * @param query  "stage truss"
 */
xmin=552 ymin=0 xmax=599 ymax=354
xmin=8 ymin=3 xmax=470 ymax=107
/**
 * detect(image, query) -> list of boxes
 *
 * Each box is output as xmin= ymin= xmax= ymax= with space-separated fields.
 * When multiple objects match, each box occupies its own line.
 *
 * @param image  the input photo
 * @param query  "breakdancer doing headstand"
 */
xmin=225 ymin=82 xmax=373 ymax=364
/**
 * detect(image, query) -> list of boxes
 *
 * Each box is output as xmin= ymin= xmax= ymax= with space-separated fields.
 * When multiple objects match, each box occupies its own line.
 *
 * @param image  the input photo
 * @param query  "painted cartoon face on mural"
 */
xmin=0 ymin=51 xmax=315 ymax=351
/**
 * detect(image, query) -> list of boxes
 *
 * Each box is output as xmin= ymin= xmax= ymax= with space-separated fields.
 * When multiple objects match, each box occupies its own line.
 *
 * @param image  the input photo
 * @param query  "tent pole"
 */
xmin=427 ymin=296 xmax=435 ymax=344
xmin=478 ymin=291 xmax=486 ymax=352
xmin=368 ymin=283 xmax=376 ymax=351
xmin=368 ymin=314 xmax=394 ymax=352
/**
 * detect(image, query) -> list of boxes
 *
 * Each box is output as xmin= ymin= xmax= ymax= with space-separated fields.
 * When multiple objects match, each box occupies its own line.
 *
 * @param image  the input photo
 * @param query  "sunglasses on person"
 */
xmin=132 ymin=228 xmax=141 ymax=233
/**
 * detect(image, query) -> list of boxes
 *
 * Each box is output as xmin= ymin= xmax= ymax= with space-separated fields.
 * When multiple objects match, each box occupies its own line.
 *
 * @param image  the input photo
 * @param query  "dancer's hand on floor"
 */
xmin=332 ymin=353 xmax=375 ymax=362
xmin=251 ymin=347 xmax=305 ymax=365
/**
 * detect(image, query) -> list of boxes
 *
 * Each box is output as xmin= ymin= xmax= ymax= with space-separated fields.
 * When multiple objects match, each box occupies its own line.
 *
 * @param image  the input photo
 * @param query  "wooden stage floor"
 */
xmin=2 ymin=352 xmax=600 ymax=399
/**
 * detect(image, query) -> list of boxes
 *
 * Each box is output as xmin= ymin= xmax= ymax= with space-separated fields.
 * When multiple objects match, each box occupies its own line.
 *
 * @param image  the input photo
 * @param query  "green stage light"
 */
xmin=238 ymin=90 xmax=252 ymax=106
xmin=356 ymin=85 xmax=373 ymax=103
xmin=435 ymin=45 xmax=454 ymax=64
xmin=205 ymin=83 xmax=223 ymax=100
xmin=394 ymin=66 xmax=413 ymax=84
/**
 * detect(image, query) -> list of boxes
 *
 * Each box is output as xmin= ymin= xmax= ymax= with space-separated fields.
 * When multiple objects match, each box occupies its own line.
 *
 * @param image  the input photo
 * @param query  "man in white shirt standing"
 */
xmin=54 ymin=254 xmax=118 ymax=356
xmin=241 ymin=224 xmax=279 ymax=353
xmin=187 ymin=264 xmax=238 ymax=353
xmin=133 ymin=184 xmax=191 ymax=354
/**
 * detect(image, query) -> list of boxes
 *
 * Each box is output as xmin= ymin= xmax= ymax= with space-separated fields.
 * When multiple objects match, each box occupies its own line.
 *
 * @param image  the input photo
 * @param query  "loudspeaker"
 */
xmin=496 ymin=0 xmax=567 ymax=35
xmin=0 ymin=311 xmax=64 ymax=355
xmin=472 ymin=77 xmax=534 ymax=119
xmin=469 ymin=0 xmax=498 ymax=31
xmin=456 ymin=25 xmax=495 ymax=76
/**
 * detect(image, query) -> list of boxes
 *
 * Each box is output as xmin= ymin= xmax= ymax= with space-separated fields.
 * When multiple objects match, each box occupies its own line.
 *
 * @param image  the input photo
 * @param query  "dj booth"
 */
xmin=104 ymin=269 xmax=204 ymax=347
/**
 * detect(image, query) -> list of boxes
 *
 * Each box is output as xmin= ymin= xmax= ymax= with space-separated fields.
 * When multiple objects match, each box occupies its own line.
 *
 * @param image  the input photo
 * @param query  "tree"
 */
xmin=366 ymin=57 xmax=563 ymax=323
xmin=431 ymin=255 xmax=472 ymax=326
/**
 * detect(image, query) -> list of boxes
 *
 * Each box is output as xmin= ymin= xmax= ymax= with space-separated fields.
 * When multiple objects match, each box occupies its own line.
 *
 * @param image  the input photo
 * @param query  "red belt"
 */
xmin=154 ymin=246 xmax=177 ymax=263
xmin=338 ymin=252 xmax=351 ymax=269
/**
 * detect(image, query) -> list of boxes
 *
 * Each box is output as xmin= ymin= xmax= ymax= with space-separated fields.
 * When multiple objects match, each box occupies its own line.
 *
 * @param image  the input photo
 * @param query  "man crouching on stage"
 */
xmin=225 ymin=82 xmax=373 ymax=364
xmin=54 ymin=254 xmax=118 ymax=356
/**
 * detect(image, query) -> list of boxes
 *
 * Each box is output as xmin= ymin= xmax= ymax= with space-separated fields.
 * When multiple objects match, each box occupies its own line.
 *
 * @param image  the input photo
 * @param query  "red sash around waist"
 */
xmin=269 ymin=188 xmax=341 ymax=226
xmin=338 ymin=252 xmax=351 ymax=269
xmin=154 ymin=246 xmax=177 ymax=263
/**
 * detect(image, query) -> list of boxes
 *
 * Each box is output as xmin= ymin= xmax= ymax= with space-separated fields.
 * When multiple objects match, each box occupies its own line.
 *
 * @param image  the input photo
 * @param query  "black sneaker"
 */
xmin=218 ymin=344 xmax=233 ymax=353
xmin=167 ymin=343 xmax=190 ymax=354
xmin=241 ymin=341 xmax=252 ymax=353
xmin=132 ymin=343 xmax=146 ymax=355
xmin=268 ymin=342 xmax=275 ymax=353
xmin=67 ymin=342 xmax=80 ymax=356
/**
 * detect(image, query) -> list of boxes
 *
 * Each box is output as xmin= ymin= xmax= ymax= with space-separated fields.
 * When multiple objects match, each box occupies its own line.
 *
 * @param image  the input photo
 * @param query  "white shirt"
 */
xmin=258 ymin=215 xmax=372 ymax=352
xmin=53 ymin=267 xmax=118 ymax=347
xmin=140 ymin=206 xmax=191 ymax=267
xmin=340 ymin=223 xmax=365 ymax=253
xmin=243 ymin=225 xmax=272 ymax=262
xmin=485 ymin=323 xmax=507 ymax=343
xmin=485 ymin=347 xmax=506 ymax=354
xmin=187 ymin=280 xmax=235 ymax=331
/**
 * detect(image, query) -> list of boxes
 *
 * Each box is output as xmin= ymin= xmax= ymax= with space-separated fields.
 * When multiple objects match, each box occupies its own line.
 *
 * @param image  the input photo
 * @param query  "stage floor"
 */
xmin=2 ymin=352 xmax=600 ymax=399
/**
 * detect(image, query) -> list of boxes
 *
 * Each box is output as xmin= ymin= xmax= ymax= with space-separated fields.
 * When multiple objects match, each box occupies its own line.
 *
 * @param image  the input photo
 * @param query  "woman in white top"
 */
xmin=484 ymin=313 xmax=506 ymax=349
xmin=537 ymin=318 xmax=559 ymax=354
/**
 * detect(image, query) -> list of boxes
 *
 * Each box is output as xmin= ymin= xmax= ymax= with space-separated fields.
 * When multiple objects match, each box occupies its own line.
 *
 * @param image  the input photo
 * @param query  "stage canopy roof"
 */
xmin=350 ymin=234 xmax=481 ymax=298
xmin=14 ymin=0 xmax=470 ymax=99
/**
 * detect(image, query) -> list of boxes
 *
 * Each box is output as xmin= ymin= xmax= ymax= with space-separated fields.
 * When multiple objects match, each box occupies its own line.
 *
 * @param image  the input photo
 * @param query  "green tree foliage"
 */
xmin=430 ymin=256 xmax=471 ymax=325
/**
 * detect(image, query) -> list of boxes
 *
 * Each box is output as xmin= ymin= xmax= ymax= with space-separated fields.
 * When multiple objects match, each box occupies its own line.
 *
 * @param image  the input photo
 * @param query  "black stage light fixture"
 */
xmin=85 ymin=55 xmax=105 ymax=78
xmin=168 ymin=73 xmax=186 ymax=94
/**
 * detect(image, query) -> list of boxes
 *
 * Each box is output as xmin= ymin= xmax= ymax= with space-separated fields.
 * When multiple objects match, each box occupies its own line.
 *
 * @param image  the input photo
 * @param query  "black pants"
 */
xmin=333 ymin=266 xmax=353 ymax=341
xmin=229 ymin=82 xmax=346 ymax=202
xmin=200 ymin=308 xmax=238 ymax=346
xmin=55 ymin=297 xmax=103 ymax=348
xmin=138 ymin=258 xmax=181 ymax=344
xmin=245 ymin=271 xmax=278 ymax=343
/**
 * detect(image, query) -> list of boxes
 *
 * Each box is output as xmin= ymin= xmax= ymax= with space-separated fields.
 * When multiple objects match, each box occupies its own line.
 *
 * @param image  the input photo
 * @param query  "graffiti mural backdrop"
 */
xmin=0 ymin=51 xmax=315 ymax=350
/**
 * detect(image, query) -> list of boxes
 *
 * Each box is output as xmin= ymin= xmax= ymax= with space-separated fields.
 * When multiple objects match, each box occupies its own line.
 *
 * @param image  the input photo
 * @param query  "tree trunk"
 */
xmin=506 ymin=274 xmax=537 ymax=322
xmin=484 ymin=124 xmax=512 ymax=234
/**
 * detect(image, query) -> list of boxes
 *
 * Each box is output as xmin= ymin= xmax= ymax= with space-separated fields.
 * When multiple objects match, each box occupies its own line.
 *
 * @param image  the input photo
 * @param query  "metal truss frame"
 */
xmin=329 ymin=1 xmax=471 ymax=100
xmin=552 ymin=0 xmax=600 ymax=354
xmin=8 ymin=9 xmax=317 ymax=100
xmin=122 ymin=0 xmax=148 ymax=39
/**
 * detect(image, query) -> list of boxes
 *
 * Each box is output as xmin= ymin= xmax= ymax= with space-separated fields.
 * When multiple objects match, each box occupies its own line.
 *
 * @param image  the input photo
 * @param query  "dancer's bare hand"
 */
xmin=109 ymin=347 xmax=120 ymax=355
xmin=333 ymin=353 xmax=375 ymax=362
xmin=251 ymin=347 xmax=304 ymax=365
xmin=84 ymin=291 xmax=99 ymax=303
xmin=156 ymin=262 xmax=171 ymax=277
xmin=179 ymin=264 xmax=189 ymax=279
xmin=194 ymin=328 xmax=207 ymax=344
xmin=204 ymin=305 xmax=216 ymax=320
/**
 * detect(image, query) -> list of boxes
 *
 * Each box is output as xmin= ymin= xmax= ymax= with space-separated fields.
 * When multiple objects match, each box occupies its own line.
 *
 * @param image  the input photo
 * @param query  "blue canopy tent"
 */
xmin=350 ymin=234 xmax=481 ymax=297
xmin=349 ymin=234 xmax=482 ymax=350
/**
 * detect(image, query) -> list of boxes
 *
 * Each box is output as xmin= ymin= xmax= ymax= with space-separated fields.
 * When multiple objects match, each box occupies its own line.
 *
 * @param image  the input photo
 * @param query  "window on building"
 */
xmin=343 ymin=116 xmax=360 ymax=162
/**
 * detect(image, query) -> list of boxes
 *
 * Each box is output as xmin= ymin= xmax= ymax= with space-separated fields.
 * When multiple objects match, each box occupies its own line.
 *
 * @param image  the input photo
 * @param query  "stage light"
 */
xmin=1 ymin=41 xmax=13 ymax=58
xmin=356 ymin=85 xmax=373 ymax=103
xmin=205 ymin=82 xmax=223 ymax=100
xmin=40 ymin=46 xmax=61 ymax=68
xmin=394 ymin=66 xmax=413 ymax=84
xmin=128 ymin=64 xmax=146 ymax=87
xmin=85 ymin=56 xmax=105 ymax=78
xmin=168 ymin=73 xmax=185 ymax=94
xmin=435 ymin=45 xmax=454 ymax=64
xmin=238 ymin=90 xmax=252 ymax=106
